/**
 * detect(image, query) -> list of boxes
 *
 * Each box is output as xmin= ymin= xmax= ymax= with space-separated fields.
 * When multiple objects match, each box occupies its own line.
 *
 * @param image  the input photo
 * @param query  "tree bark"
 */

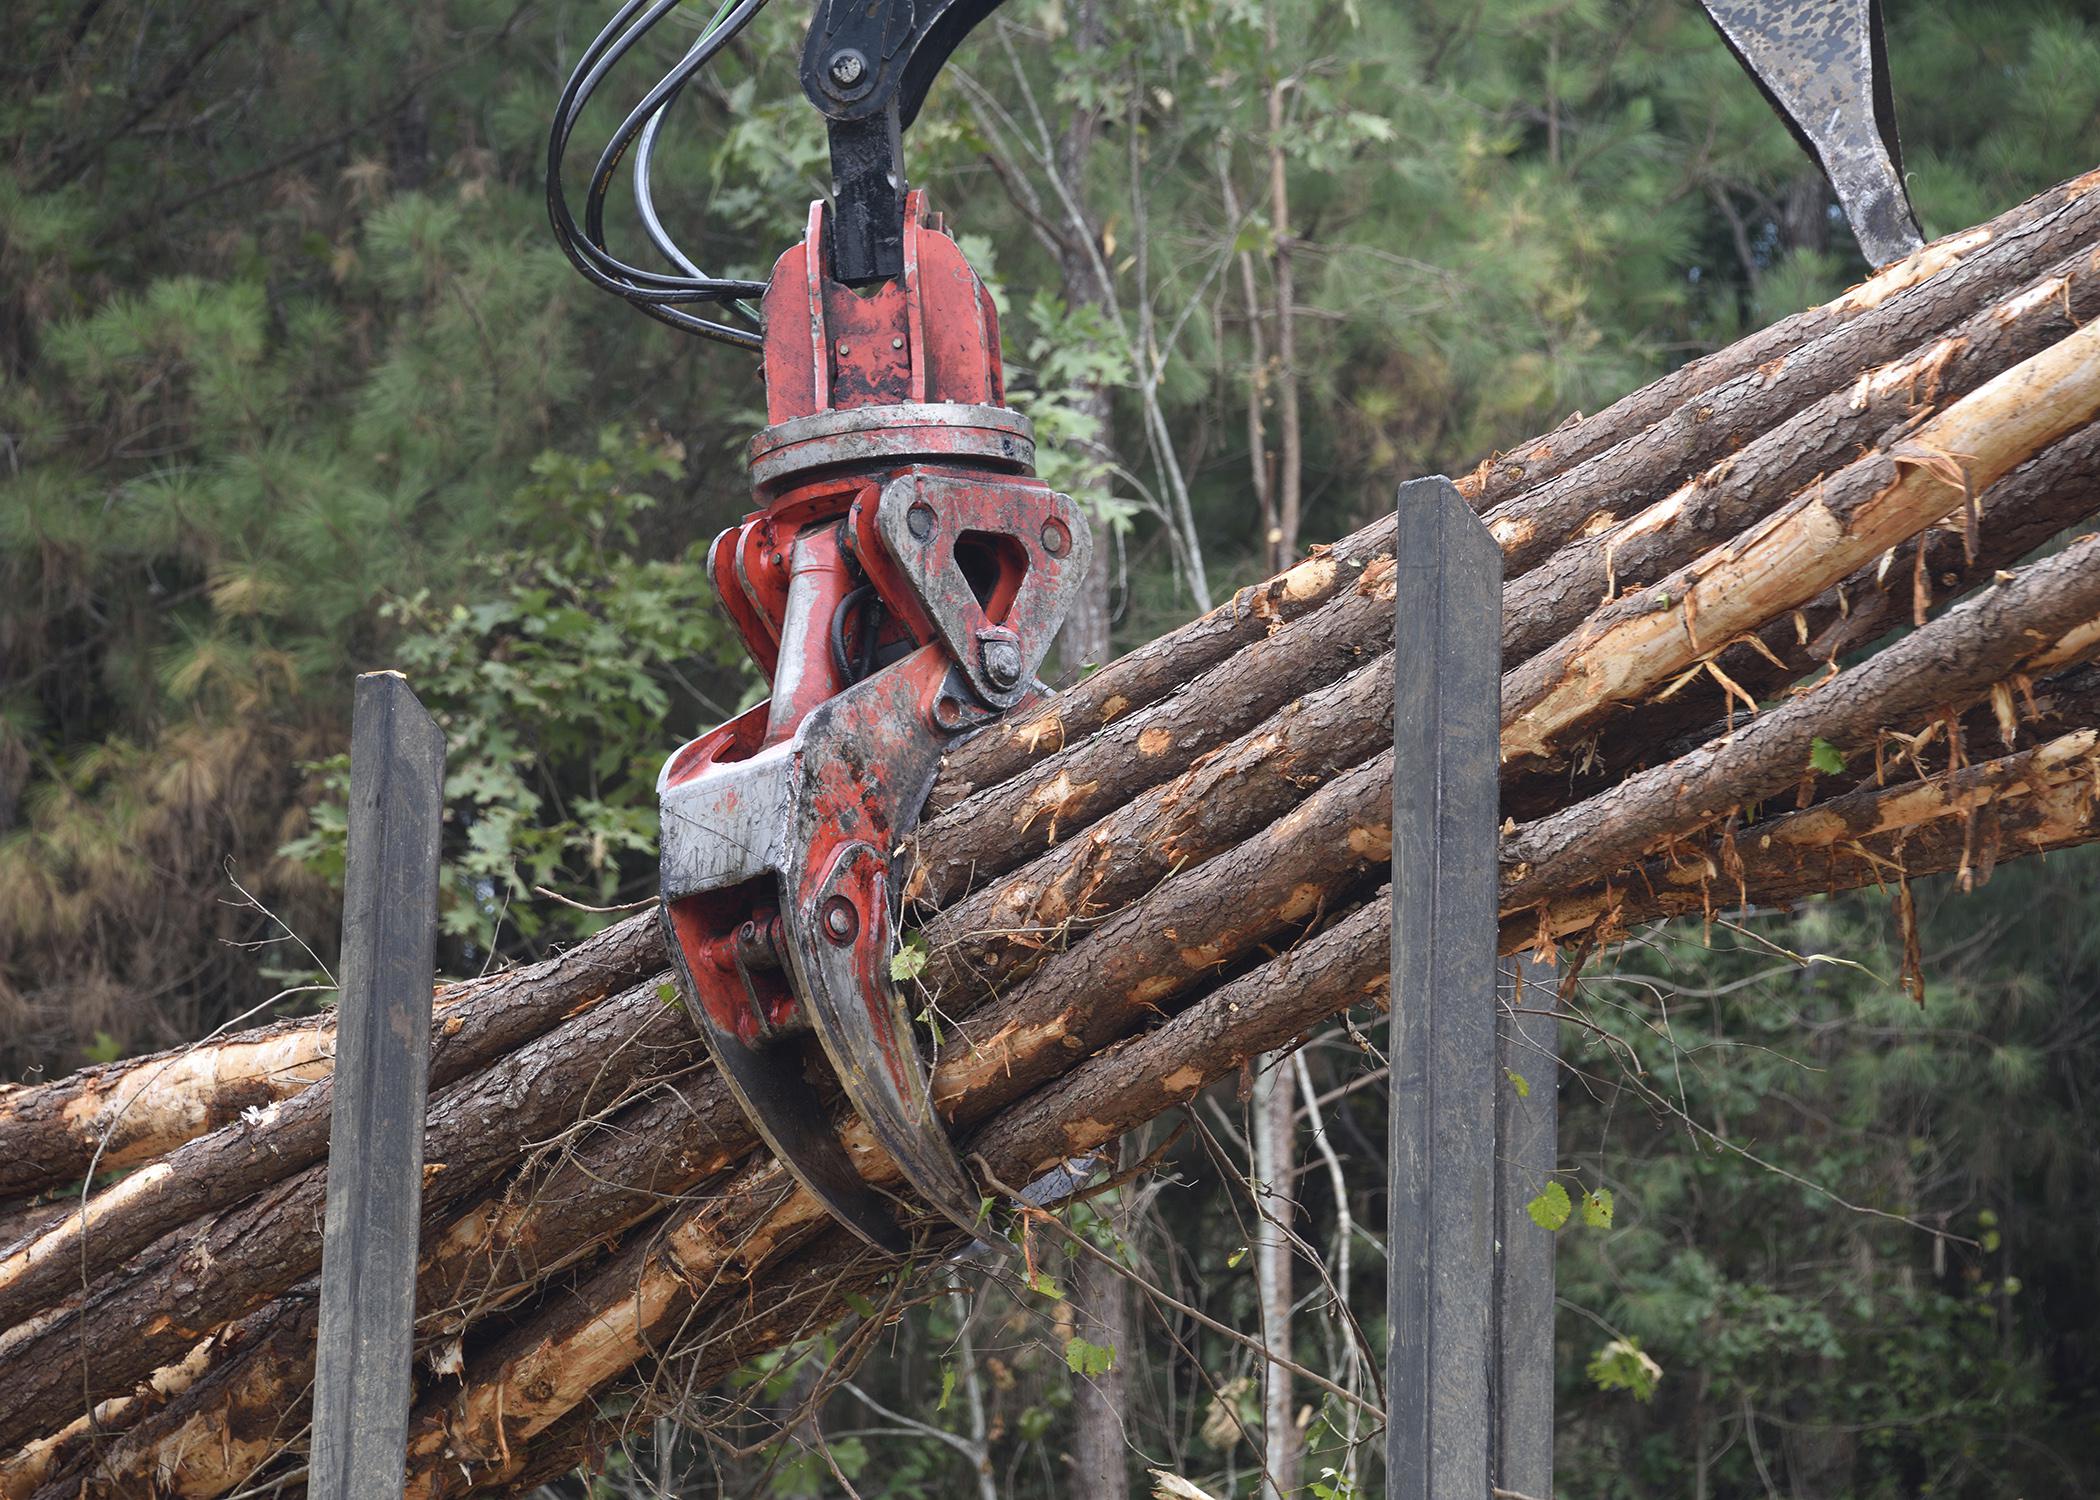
xmin=0 ymin=913 xmax=660 ymax=1203
xmin=1069 ymin=1180 xmax=1133 ymax=1500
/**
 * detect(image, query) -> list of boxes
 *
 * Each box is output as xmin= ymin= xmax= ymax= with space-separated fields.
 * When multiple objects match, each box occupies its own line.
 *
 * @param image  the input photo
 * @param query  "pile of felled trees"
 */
xmin=5 ymin=166 xmax=2100 ymax=1499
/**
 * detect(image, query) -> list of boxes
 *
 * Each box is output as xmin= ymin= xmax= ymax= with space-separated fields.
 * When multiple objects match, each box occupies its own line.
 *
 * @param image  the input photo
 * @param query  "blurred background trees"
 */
xmin=3 ymin=0 xmax=2097 ymax=1492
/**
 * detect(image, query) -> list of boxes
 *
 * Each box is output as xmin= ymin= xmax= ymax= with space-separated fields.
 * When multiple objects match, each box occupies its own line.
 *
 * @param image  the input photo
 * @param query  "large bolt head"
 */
xmin=828 ymin=50 xmax=866 ymax=86
xmin=979 ymin=633 xmax=1024 ymax=690
xmin=821 ymin=896 xmax=859 ymax=945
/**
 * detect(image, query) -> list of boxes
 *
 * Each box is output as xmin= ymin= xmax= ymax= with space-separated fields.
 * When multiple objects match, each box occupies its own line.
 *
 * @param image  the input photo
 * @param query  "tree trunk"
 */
xmin=1253 ymin=1060 xmax=1300 ymax=1500
xmin=1049 ymin=0 xmax=1119 ymax=683
xmin=1069 ymin=1179 xmax=1132 ymax=1500
xmin=7 ymin=167 xmax=2100 ymax=1500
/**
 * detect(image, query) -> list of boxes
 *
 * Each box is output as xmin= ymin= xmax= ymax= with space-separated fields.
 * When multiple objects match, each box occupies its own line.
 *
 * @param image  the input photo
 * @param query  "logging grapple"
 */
xmin=546 ymin=0 xmax=1922 ymax=1254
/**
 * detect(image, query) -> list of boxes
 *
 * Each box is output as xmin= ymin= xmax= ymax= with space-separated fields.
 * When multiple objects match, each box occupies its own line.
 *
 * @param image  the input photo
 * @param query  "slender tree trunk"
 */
xmin=1056 ymin=374 xmax=1118 ymax=682
xmin=1263 ymin=1 xmax=1302 ymax=575
xmin=1253 ymin=1059 xmax=1299 ymax=1499
xmin=1049 ymin=0 xmax=1117 ymax=682
xmin=1070 ymin=1186 xmax=1132 ymax=1500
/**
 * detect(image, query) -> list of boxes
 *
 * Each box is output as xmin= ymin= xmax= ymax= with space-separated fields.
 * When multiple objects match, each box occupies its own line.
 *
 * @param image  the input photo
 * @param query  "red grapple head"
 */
xmin=656 ymin=190 xmax=1091 ymax=1254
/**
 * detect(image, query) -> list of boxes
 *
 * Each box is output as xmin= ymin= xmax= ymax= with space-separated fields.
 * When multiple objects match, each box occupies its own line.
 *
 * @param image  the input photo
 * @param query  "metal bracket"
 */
xmin=798 ymin=0 xmax=1006 ymax=282
xmin=864 ymin=470 xmax=1091 ymax=710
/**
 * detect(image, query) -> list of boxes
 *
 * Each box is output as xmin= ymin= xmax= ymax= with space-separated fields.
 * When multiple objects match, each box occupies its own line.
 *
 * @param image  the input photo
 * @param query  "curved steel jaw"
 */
xmin=659 ymin=651 xmax=989 ymax=1250
xmin=1699 ymin=0 xmax=1924 ymax=268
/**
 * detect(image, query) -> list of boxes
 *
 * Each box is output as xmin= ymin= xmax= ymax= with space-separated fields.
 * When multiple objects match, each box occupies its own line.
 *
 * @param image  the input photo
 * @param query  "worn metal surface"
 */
xmin=312 ymin=672 xmax=446 ymax=1500
xmin=866 ymin=470 xmax=1089 ymax=709
xmin=1388 ymin=475 xmax=1503 ymax=1500
xmin=748 ymin=403 xmax=1035 ymax=492
xmin=1699 ymin=0 xmax=1923 ymax=267
xmin=1493 ymin=953 xmax=1561 ymax=1500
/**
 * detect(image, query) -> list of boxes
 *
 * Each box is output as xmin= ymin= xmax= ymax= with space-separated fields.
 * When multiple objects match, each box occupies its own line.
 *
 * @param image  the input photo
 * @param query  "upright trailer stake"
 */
xmin=1387 ymin=476 xmax=1504 ymax=1500
xmin=312 ymin=671 xmax=446 ymax=1500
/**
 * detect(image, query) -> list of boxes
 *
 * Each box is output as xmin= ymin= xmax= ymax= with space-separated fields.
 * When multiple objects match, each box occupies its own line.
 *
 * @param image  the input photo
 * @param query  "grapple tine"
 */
xmin=1698 ymin=0 xmax=1924 ymax=268
xmin=785 ymin=839 xmax=983 ymax=1236
xmin=660 ymin=887 xmax=911 ymax=1254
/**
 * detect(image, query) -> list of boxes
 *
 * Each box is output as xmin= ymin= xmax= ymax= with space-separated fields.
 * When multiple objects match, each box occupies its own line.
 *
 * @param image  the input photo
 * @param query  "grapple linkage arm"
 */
xmin=799 ymin=0 xmax=1009 ymax=285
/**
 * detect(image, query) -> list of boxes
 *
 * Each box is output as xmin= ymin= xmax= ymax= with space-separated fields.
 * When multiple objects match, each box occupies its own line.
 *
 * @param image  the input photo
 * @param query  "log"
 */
xmin=0 ymin=917 xmax=661 ymax=1334
xmin=10 ymin=166 xmax=2100 ymax=1500
xmin=0 ymin=910 xmax=661 ymax=1205
xmin=0 ymin=986 xmax=701 ymax=1453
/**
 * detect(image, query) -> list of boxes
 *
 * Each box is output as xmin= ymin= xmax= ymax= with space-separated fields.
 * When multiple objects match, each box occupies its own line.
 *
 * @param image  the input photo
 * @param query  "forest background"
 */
xmin=3 ymin=0 xmax=2099 ymax=1495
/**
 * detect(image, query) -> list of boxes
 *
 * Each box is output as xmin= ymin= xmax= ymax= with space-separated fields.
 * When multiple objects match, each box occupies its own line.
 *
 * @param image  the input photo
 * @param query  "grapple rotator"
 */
xmin=540 ymin=0 xmax=1087 ymax=1254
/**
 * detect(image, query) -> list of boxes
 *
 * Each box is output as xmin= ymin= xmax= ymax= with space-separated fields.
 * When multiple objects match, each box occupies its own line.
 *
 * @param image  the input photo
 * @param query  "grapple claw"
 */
xmin=659 ymin=194 xmax=1090 ymax=1251
xmin=1698 ymin=0 xmax=1924 ymax=268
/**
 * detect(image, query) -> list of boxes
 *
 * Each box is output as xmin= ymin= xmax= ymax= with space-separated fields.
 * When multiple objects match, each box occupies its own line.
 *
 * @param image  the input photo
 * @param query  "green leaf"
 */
xmin=1026 ymin=1269 xmax=1065 ymax=1300
xmin=1587 ymin=1337 xmax=1663 ymax=1401
xmin=1527 ymin=1181 xmax=1573 ymax=1232
xmin=1505 ymin=1069 xmax=1531 ymax=1099
xmin=1064 ymin=1335 xmax=1116 ymax=1377
xmin=1809 ymin=737 xmax=1847 ymax=775
xmin=1581 ymin=1188 xmax=1615 ymax=1229
xmin=889 ymin=932 xmax=930 ymax=982
xmin=938 ymin=1365 xmax=956 ymax=1412
xmin=842 ymin=1292 xmax=878 ymax=1319
xmin=1226 ymin=1245 xmax=1248 ymax=1268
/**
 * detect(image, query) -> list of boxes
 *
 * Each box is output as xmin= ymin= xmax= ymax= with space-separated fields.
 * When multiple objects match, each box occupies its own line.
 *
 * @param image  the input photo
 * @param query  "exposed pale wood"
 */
xmin=1501 ymin=320 xmax=2100 ymax=765
xmin=1500 ymin=534 xmax=2100 ymax=913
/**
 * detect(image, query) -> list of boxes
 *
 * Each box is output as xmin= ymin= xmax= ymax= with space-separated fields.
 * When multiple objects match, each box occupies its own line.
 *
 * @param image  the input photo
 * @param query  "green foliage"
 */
xmin=277 ymin=427 xmax=748 ymax=954
xmin=1552 ymin=855 xmax=2100 ymax=1496
xmin=1064 ymin=1335 xmax=1117 ymax=1377
xmin=1581 ymin=1187 xmax=1614 ymax=1229
xmin=1528 ymin=1179 xmax=1574 ymax=1232
xmin=889 ymin=932 xmax=932 ymax=982
xmin=1587 ymin=1337 xmax=1664 ymax=1403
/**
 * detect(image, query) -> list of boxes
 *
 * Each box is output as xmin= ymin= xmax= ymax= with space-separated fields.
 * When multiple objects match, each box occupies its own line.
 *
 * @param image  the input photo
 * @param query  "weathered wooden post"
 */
xmin=312 ymin=671 xmax=447 ymax=1500
xmin=1388 ymin=477 xmax=1556 ymax=1499
xmin=1494 ymin=952 xmax=1560 ymax=1499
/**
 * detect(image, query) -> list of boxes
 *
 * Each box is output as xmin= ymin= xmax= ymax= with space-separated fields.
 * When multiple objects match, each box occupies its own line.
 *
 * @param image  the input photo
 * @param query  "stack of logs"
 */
xmin=4 ymin=166 xmax=2100 ymax=1498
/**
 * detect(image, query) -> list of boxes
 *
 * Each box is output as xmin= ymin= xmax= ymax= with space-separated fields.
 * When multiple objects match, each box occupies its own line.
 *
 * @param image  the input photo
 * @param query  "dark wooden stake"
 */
xmin=1494 ymin=953 xmax=1560 ymax=1499
xmin=1387 ymin=476 xmax=1503 ymax=1500
xmin=313 ymin=671 xmax=446 ymax=1500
